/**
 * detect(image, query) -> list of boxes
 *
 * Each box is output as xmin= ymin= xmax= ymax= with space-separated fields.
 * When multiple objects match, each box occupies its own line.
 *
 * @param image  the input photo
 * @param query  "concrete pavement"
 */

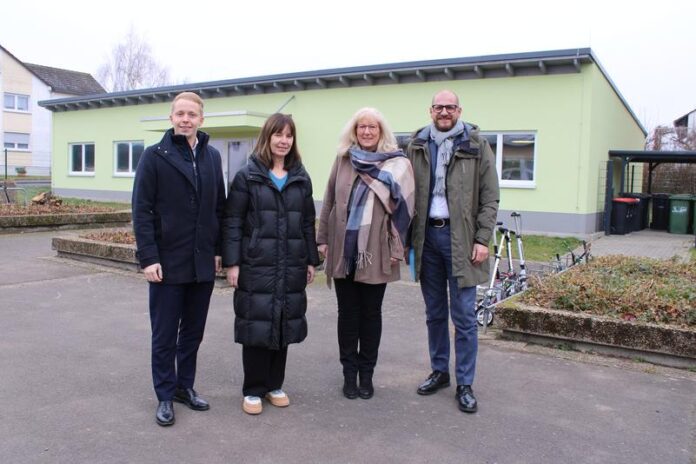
xmin=589 ymin=229 xmax=694 ymax=261
xmin=1 ymin=231 xmax=695 ymax=464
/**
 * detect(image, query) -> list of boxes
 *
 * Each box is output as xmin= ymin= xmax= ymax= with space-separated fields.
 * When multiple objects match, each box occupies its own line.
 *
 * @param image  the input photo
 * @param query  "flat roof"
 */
xmin=609 ymin=150 xmax=696 ymax=163
xmin=38 ymin=47 xmax=644 ymax=134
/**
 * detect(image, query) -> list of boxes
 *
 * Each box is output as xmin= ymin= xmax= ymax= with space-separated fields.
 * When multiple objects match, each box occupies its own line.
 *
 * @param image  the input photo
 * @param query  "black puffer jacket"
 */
xmin=222 ymin=156 xmax=321 ymax=349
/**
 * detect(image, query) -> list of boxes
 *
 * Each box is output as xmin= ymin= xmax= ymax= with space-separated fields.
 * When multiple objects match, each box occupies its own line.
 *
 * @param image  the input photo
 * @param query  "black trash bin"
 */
xmin=621 ymin=192 xmax=650 ymax=231
xmin=611 ymin=197 xmax=639 ymax=235
xmin=651 ymin=193 xmax=670 ymax=230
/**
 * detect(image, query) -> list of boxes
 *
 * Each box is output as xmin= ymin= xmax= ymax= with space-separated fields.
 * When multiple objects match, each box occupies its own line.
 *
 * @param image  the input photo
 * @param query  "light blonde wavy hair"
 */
xmin=336 ymin=107 xmax=399 ymax=156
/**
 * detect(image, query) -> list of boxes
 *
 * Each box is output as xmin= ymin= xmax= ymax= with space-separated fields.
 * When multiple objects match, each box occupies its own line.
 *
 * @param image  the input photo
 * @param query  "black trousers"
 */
xmin=242 ymin=346 xmax=288 ymax=397
xmin=149 ymin=281 xmax=214 ymax=401
xmin=334 ymin=275 xmax=387 ymax=377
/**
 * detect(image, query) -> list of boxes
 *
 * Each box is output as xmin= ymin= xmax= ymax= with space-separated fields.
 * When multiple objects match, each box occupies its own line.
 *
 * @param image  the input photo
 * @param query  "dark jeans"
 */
xmin=334 ymin=274 xmax=387 ymax=377
xmin=149 ymin=280 xmax=214 ymax=401
xmin=420 ymin=224 xmax=478 ymax=386
xmin=242 ymin=346 xmax=288 ymax=397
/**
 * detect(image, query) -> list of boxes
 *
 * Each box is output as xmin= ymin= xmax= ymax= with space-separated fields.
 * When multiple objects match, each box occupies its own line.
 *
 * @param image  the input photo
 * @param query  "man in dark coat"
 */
xmin=132 ymin=92 xmax=226 ymax=426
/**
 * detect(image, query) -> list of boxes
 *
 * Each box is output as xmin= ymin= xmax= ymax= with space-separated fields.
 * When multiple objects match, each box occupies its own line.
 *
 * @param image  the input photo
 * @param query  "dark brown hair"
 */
xmin=253 ymin=113 xmax=301 ymax=170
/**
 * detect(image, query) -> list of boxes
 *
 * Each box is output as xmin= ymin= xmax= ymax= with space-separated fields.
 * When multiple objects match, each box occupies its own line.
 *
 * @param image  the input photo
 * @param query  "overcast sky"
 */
xmin=2 ymin=0 xmax=695 ymax=131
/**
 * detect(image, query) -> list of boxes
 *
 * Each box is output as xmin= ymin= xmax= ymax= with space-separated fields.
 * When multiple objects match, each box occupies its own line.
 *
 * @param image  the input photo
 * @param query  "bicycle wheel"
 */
xmin=476 ymin=305 xmax=495 ymax=327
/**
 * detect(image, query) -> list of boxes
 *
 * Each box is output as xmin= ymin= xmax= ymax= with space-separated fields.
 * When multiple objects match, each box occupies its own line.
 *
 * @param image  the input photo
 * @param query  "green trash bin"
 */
xmin=669 ymin=194 xmax=691 ymax=234
xmin=691 ymin=195 xmax=696 ymax=234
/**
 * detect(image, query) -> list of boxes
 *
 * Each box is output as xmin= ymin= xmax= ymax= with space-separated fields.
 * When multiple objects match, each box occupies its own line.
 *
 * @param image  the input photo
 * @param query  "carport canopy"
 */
xmin=603 ymin=150 xmax=696 ymax=234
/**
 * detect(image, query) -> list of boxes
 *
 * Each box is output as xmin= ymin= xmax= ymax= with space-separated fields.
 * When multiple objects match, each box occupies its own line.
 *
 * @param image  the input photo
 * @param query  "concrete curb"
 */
xmin=496 ymin=302 xmax=696 ymax=369
xmin=51 ymin=233 xmax=229 ymax=284
xmin=0 ymin=210 xmax=131 ymax=233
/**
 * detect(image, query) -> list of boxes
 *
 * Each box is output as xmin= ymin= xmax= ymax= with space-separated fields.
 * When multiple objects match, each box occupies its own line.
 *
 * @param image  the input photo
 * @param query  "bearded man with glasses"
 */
xmin=406 ymin=90 xmax=499 ymax=413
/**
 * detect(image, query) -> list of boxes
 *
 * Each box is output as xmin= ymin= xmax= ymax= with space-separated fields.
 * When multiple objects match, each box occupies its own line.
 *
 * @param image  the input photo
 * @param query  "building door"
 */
xmin=227 ymin=139 xmax=254 ymax=188
xmin=209 ymin=138 xmax=254 ymax=195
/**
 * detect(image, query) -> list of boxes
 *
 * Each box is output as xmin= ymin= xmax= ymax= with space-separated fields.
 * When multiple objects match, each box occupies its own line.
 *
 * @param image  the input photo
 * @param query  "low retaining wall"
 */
xmin=52 ymin=234 xmax=227 ymax=284
xmin=1 ymin=211 xmax=131 ymax=233
xmin=52 ymin=236 xmax=139 ymax=272
xmin=496 ymin=303 xmax=696 ymax=369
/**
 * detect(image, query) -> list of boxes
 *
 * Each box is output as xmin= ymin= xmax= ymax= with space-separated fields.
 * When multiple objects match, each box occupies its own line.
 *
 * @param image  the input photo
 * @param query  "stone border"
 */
xmin=52 ymin=235 xmax=139 ymax=272
xmin=52 ymin=234 xmax=228 ymax=284
xmin=1 ymin=211 xmax=131 ymax=233
xmin=495 ymin=302 xmax=696 ymax=369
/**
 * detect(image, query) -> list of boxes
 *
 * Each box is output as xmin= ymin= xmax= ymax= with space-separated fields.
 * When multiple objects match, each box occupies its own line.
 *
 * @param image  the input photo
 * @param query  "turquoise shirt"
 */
xmin=270 ymin=171 xmax=287 ymax=190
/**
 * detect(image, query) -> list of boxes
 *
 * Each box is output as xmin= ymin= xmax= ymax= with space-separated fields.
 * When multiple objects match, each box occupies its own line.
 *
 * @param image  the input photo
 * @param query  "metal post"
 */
xmin=604 ymin=160 xmax=614 ymax=235
xmin=2 ymin=148 xmax=8 ymax=203
xmin=619 ymin=158 xmax=627 ymax=194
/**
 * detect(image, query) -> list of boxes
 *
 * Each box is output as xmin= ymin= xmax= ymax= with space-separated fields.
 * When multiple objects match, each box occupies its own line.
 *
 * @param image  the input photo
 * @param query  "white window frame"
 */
xmin=113 ymin=140 xmax=144 ymax=177
xmin=482 ymin=131 xmax=537 ymax=189
xmin=3 ymin=93 xmax=30 ymax=113
xmin=3 ymin=132 xmax=30 ymax=151
xmin=69 ymin=143 xmax=96 ymax=176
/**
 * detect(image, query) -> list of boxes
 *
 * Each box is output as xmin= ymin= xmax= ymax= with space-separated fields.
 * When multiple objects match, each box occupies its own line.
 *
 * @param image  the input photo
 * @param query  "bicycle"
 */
xmin=475 ymin=212 xmax=530 ymax=330
xmin=475 ymin=222 xmax=505 ymax=331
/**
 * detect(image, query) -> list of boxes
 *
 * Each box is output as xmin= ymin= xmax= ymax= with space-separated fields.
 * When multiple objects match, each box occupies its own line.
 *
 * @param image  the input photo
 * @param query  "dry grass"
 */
xmin=82 ymin=230 xmax=135 ymax=245
xmin=521 ymin=255 xmax=696 ymax=328
xmin=0 ymin=203 xmax=116 ymax=216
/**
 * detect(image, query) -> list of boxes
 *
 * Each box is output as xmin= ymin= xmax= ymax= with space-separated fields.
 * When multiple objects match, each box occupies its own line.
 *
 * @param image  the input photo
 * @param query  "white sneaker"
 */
xmin=265 ymin=389 xmax=290 ymax=407
xmin=242 ymin=395 xmax=262 ymax=415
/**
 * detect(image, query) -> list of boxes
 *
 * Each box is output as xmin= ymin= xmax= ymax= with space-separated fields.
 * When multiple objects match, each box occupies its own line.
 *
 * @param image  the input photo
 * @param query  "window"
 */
xmin=3 ymin=132 xmax=30 ymax=150
xmin=482 ymin=132 xmax=536 ymax=187
xmin=69 ymin=143 xmax=95 ymax=175
xmin=114 ymin=141 xmax=144 ymax=176
xmin=3 ymin=93 xmax=30 ymax=112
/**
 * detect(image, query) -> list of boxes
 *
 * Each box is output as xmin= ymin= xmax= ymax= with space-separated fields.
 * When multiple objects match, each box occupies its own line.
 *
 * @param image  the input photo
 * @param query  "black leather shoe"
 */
xmin=173 ymin=387 xmax=210 ymax=411
xmin=417 ymin=371 xmax=450 ymax=395
xmin=456 ymin=385 xmax=478 ymax=413
xmin=156 ymin=400 xmax=175 ymax=426
xmin=358 ymin=373 xmax=374 ymax=399
xmin=343 ymin=375 xmax=359 ymax=399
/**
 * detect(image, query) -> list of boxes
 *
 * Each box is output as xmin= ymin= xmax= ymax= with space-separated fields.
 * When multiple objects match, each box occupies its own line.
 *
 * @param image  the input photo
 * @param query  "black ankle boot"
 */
xmin=343 ymin=374 xmax=358 ymax=399
xmin=358 ymin=372 xmax=374 ymax=399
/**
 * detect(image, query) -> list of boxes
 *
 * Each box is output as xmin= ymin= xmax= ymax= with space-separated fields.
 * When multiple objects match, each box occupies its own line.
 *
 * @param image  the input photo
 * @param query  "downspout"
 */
xmin=275 ymin=95 xmax=296 ymax=114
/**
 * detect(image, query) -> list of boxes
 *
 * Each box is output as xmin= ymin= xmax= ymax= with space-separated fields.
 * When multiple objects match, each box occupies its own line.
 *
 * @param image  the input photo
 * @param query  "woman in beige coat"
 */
xmin=316 ymin=107 xmax=415 ymax=400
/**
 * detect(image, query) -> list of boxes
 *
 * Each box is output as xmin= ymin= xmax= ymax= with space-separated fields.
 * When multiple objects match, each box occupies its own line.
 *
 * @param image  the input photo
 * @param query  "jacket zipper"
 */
xmin=190 ymin=147 xmax=199 ymax=194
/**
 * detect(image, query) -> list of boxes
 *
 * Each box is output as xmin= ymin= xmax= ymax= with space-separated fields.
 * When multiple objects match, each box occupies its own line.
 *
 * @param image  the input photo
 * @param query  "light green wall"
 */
xmin=586 ymin=65 xmax=646 ymax=213
xmin=50 ymin=63 xmax=644 ymax=220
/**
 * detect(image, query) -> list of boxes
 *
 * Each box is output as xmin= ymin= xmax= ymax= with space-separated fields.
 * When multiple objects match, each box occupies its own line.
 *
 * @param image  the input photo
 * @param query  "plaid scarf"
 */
xmin=344 ymin=147 xmax=415 ymax=272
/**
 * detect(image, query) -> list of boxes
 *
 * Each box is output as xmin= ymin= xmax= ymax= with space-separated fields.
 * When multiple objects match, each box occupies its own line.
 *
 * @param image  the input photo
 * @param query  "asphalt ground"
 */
xmin=1 ymin=231 xmax=695 ymax=464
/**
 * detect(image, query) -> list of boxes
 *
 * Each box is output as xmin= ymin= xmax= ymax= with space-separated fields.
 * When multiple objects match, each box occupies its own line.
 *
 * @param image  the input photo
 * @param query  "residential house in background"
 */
xmin=674 ymin=108 xmax=696 ymax=130
xmin=40 ymin=48 xmax=646 ymax=236
xmin=1 ymin=44 xmax=104 ymax=176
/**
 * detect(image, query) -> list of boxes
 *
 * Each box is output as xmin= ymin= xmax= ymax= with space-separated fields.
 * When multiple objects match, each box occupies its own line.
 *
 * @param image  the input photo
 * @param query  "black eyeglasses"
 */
xmin=431 ymin=104 xmax=459 ymax=114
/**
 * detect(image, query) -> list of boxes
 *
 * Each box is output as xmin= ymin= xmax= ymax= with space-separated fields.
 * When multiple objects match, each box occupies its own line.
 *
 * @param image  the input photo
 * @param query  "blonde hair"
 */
xmin=337 ymin=107 xmax=399 ymax=155
xmin=171 ymin=92 xmax=204 ymax=114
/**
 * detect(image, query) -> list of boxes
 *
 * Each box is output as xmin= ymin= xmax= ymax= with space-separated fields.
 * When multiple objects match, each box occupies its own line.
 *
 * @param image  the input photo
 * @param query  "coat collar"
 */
xmin=154 ymin=129 xmax=210 ymax=189
xmin=410 ymin=122 xmax=481 ymax=155
xmin=247 ymin=155 xmax=309 ymax=186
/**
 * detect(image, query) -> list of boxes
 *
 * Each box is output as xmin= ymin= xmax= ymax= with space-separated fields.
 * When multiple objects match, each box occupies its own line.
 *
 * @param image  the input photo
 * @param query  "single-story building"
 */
xmin=40 ymin=48 xmax=646 ymax=236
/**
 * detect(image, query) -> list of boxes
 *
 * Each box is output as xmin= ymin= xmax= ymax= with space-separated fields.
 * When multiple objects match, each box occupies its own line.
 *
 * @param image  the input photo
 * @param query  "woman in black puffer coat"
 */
xmin=222 ymin=113 xmax=320 ymax=415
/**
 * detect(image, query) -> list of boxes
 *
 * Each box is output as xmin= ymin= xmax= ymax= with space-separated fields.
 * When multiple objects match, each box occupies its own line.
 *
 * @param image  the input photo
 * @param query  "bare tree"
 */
xmin=645 ymin=125 xmax=696 ymax=151
xmin=97 ymin=27 xmax=171 ymax=92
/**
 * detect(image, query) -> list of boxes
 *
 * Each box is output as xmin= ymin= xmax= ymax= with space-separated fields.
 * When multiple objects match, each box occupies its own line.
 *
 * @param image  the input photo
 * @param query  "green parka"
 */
xmin=406 ymin=122 xmax=500 ymax=288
